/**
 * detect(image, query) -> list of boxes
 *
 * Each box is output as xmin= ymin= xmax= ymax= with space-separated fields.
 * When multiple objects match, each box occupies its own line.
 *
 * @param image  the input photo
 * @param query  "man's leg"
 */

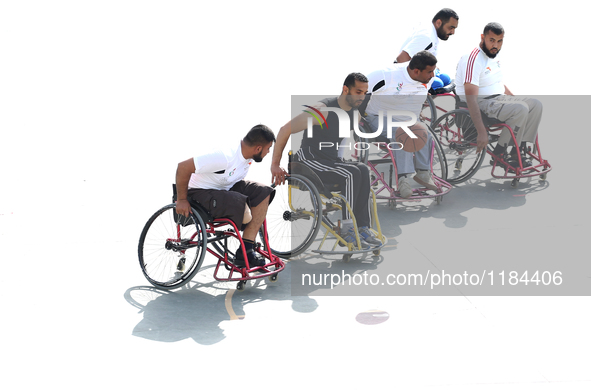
xmin=479 ymin=96 xmax=538 ymax=147
xmin=520 ymin=97 xmax=543 ymax=143
xmin=295 ymin=154 xmax=372 ymax=248
xmin=242 ymin=194 xmax=270 ymax=242
xmin=412 ymin=124 xmax=437 ymax=190
xmin=339 ymin=161 xmax=381 ymax=246
xmin=230 ymin=181 xmax=275 ymax=268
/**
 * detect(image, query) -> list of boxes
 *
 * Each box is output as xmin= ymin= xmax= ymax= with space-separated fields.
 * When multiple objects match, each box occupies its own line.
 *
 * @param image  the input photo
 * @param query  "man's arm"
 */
xmin=270 ymin=102 xmax=327 ymax=185
xmin=464 ymin=83 xmax=489 ymax=153
xmin=504 ymin=85 xmax=514 ymax=96
xmin=175 ymin=158 xmax=196 ymax=217
xmin=395 ymin=50 xmax=411 ymax=63
xmin=396 ymin=33 xmax=431 ymax=63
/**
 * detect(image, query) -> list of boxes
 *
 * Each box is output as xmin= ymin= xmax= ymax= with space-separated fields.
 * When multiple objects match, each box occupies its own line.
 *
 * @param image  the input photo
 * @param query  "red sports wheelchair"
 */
xmin=137 ymin=185 xmax=285 ymax=291
xmin=426 ymin=86 xmax=552 ymax=187
xmin=352 ymin=116 xmax=453 ymax=209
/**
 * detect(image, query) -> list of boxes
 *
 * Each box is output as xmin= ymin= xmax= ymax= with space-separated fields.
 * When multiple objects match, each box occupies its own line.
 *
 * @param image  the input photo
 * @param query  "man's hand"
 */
xmin=271 ymin=164 xmax=288 ymax=186
xmin=175 ymin=199 xmax=191 ymax=218
xmin=464 ymin=85 xmax=489 ymax=154
xmin=476 ymin=132 xmax=488 ymax=153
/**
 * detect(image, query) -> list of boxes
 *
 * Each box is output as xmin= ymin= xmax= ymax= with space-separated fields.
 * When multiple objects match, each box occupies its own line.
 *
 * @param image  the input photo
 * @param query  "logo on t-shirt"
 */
xmin=228 ymin=168 xmax=236 ymax=177
xmin=396 ymin=82 xmax=404 ymax=92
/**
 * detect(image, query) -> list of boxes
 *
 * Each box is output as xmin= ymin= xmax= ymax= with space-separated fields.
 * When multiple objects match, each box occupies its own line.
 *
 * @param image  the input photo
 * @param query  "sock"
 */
xmin=241 ymin=239 xmax=255 ymax=257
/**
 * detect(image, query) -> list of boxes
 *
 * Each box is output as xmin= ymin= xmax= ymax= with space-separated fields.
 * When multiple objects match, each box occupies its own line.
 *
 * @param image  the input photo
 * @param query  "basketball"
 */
xmin=395 ymin=127 xmax=428 ymax=152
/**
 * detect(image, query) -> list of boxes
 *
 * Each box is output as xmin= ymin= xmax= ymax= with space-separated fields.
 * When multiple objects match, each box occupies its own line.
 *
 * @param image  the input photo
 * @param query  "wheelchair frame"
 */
xmin=351 ymin=115 xmax=453 ymax=209
xmin=138 ymin=190 xmax=285 ymax=291
xmin=264 ymin=156 xmax=387 ymax=262
xmin=429 ymin=93 xmax=552 ymax=187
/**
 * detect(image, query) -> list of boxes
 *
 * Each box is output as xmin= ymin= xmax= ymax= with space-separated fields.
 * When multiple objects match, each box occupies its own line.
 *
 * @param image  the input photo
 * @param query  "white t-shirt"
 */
xmin=365 ymin=63 xmax=433 ymax=120
xmin=398 ymin=22 xmax=439 ymax=60
xmin=455 ymin=47 xmax=504 ymax=100
xmin=188 ymin=141 xmax=253 ymax=191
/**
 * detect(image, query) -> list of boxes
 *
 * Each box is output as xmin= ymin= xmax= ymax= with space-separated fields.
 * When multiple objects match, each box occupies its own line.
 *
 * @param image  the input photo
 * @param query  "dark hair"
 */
xmin=408 ymin=50 xmax=437 ymax=71
xmin=343 ymin=72 xmax=368 ymax=89
xmin=483 ymin=22 xmax=504 ymax=35
xmin=243 ymin=124 xmax=276 ymax=146
xmin=432 ymin=8 xmax=459 ymax=24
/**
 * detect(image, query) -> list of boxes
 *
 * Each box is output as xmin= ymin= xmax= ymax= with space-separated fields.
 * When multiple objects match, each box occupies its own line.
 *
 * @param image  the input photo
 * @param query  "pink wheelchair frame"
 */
xmin=351 ymin=113 xmax=453 ymax=209
xmin=206 ymin=217 xmax=285 ymax=290
xmin=138 ymin=187 xmax=285 ymax=291
xmin=428 ymin=92 xmax=552 ymax=187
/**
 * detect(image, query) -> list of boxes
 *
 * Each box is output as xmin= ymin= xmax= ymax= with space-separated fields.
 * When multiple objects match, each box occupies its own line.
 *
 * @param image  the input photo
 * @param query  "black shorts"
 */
xmin=187 ymin=180 xmax=275 ymax=229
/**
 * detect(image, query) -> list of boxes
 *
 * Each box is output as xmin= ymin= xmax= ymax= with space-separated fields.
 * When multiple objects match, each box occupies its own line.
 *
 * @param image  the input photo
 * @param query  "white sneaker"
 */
xmin=398 ymin=175 xmax=413 ymax=198
xmin=413 ymin=170 xmax=437 ymax=191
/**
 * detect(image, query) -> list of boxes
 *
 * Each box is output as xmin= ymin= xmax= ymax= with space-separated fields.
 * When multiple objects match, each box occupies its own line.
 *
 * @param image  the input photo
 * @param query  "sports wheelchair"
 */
xmin=428 ymin=92 xmax=552 ymax=187
xmin=137 ymin=185 xmax=285 ymax=291
xmin=351 ymin=117 xmax=453 ymax=209
xmin=263 ymin=152 xmax=387 ymax=262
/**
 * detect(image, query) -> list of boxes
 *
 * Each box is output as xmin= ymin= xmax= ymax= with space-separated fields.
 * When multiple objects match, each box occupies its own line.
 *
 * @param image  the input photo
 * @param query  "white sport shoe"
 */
xmin=413 ymin=170 xmax=437 ymax=191
xmin=398 ymin=175 xmax=413 ymax=198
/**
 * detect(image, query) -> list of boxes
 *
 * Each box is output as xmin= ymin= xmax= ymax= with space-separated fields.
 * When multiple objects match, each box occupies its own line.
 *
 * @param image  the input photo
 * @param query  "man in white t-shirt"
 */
xmin=175 ymin=125 xmax=276 ymax=268
xmin=364 ymin=51 xmax=438 ymax=198
xmin=395 ymin=8 xmax=459 ymax=64
xmin=455 ymin=22 xmax=542 ymax=165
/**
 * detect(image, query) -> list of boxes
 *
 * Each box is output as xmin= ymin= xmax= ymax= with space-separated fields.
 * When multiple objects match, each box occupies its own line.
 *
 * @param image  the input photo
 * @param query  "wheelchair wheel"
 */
xmin=138 ymin=204 xmax=207 ymax=290
xmin=430 ymin=109 xmax=485 ymax=184
xmin=429 ymin=125 xmax=448 ymax=181
xmin=265 ymin=174 xmax=322 ymax=258
xmin=420 ymin=95 xmax=437 ymax=126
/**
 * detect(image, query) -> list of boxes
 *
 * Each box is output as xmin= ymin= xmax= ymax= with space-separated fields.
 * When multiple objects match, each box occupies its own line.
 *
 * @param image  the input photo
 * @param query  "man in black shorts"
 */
xmin=271 ymin=73 xmax=381 ymax=248
xmin=175 ymin=125 xmax=276 ymax=267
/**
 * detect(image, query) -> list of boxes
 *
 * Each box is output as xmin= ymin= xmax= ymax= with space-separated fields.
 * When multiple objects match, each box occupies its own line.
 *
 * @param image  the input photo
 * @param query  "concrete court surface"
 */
xmin=1 ymin=1 xmax=590 ymax=389
xmin=2 ymin=97 xmax=590 ymax=389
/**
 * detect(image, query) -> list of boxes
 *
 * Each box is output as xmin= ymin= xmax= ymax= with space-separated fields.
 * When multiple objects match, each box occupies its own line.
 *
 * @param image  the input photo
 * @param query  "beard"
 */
xmin=481 ymin=42 xmax=500 ymax=58
xmin=253 ymin=151 xmax=263 ymax=163
xmin=436 ymin=25 xmax=450 ymax=41
xmin=345 ymin=93 xmax=363 ymax=108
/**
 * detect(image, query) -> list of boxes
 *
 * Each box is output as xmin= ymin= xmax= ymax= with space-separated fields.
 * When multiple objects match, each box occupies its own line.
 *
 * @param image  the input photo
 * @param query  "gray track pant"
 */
xmin=478 ymin=96 xmax=543 ymax=147
xmin=367 ymin=114 xmax=433 ymax=176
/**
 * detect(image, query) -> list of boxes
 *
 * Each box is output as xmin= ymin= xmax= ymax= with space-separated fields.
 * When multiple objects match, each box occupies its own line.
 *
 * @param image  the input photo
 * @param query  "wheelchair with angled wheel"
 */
xmin=351 ymin=115 xmax=453 ymax=209
xmin=263 ymin=152 xmax=387 ymax=262
xmin=430 ymin=94 xmax=552 ymax=187
xmin=137 ymin=185 xmax=285 ymax=291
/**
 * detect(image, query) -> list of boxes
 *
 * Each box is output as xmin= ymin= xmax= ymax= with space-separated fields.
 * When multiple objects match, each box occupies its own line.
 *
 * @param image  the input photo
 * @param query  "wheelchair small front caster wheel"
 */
xmin=539 ymin=172 xmax=547 ymax=181
xmin=511 ymin=178 xmax=519 ymax=188
xmin=388 ymin=199 xmax=396 ymax=210
xmin=343 ymin=254 xmax=352 ymax=262
xmin=236 ymin=281 xmax=245 ymax=291
xmin=268 ymin=274 xmax=278 ymax=283
xmin=436 ymin=195 xmax=443 ymax=205
xmin=372 ymin=249 xmax=381 ymax=256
